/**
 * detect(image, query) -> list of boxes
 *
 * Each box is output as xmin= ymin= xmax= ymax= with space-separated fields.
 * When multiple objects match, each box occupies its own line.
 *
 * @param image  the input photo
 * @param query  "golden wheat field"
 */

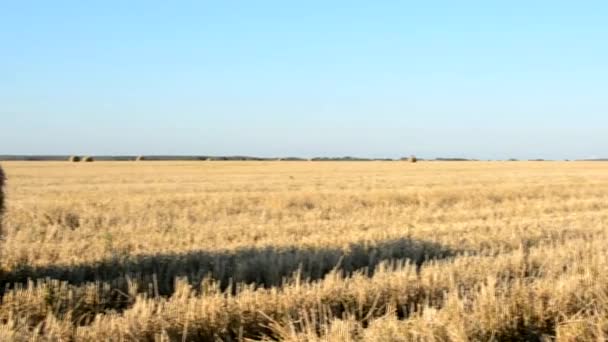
xmin=1 ymin=161 xmax=608 ymax=341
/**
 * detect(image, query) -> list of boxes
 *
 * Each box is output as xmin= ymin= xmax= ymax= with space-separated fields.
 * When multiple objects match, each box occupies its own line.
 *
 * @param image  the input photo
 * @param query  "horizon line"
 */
xmin=0 ymin=154 xmax=604 ymax=162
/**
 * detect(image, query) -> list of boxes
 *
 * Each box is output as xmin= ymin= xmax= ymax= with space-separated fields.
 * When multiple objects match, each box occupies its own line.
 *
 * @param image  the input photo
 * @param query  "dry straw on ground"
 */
xmin=0 ymin=165 xmax=4 ymax=235
xmin=1 ymin=161 xmax=608 ymax=340
xmin=0 ymin=165 xmax=4 ymax=212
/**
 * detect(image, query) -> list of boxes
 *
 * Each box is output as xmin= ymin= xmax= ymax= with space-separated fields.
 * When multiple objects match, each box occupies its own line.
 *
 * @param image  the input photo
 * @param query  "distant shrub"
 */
xmin=400 ymin=156 xmax=418 ymax=162
xmin=136 ymin=156 xmax=145 ymax=161
xmin=82 ymin=156 xmax=94 ymax=162
xmin=69 ymin=156 xmax=81 ymax=162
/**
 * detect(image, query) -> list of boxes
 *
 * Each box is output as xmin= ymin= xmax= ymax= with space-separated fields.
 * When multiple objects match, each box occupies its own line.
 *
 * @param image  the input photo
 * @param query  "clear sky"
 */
xmin=2 ymin=1 xmax=607 ymax=159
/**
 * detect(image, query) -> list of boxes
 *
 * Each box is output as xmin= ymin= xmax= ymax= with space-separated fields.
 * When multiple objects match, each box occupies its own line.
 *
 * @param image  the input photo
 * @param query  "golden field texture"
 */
xmin=1 ymin=161 xmax=608 ymax=341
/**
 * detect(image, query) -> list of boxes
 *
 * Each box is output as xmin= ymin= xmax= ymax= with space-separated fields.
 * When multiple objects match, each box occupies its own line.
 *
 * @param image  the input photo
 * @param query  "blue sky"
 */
xmin=1 ymin=1 xmax=607 ymax=159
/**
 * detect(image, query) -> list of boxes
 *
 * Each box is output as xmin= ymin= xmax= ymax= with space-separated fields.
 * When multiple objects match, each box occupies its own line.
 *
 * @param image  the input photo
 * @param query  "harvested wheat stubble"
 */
xmin=1 ymin=161 xmax=608 ymax=340
xmin=0 ymin=165 xmax=4 ymax=209
xmin=0 ymin=165 xmax=4 ymax=229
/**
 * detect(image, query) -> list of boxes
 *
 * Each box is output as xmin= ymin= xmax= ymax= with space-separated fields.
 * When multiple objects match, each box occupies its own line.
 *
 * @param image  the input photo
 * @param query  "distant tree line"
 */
xmin=0 ymin=155 xmax=596 ymax=162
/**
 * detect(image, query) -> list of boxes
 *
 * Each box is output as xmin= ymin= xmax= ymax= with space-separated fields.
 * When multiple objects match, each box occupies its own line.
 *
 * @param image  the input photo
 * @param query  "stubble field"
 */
xmin=1 ymin=161 xmax=608 ymax=341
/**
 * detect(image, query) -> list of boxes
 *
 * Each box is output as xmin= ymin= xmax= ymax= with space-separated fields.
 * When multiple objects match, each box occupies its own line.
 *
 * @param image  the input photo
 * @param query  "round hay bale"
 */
xmin=69 ymin=156 xmax=81 ymax=162
xmin=82 ymin=156 xmax=94 ymax=162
